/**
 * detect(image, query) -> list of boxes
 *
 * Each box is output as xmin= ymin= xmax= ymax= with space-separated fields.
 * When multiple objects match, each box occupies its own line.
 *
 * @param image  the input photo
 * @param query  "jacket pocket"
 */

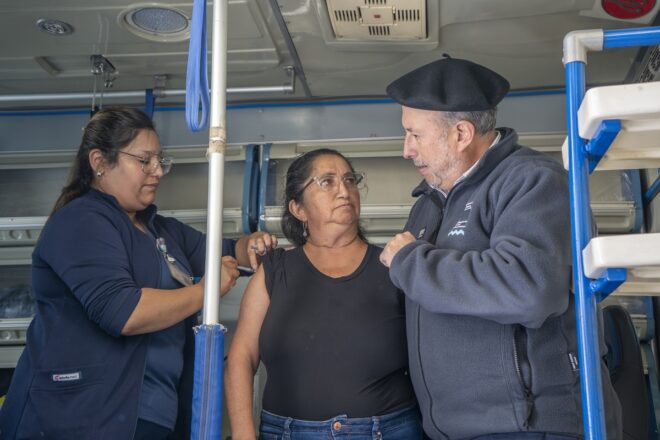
xmin=28 ymin=364 xmax=105 ymax=438
xmin=512 ymin=324 xmax=534 ymax=429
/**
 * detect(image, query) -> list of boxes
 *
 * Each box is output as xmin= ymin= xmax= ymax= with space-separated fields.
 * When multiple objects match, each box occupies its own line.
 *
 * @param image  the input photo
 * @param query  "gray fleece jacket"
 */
xmin=389 ymin=128 xmax=621 ymax=439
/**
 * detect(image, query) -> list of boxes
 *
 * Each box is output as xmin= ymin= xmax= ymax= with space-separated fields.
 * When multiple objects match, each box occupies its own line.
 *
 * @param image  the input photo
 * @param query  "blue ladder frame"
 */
xmin=564 ymin=26 xmax=660 ymax=439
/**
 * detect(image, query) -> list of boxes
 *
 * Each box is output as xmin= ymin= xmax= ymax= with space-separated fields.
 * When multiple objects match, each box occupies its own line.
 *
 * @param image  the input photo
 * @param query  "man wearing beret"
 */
xmin=379 ymin=57 xmax=622 ymax=439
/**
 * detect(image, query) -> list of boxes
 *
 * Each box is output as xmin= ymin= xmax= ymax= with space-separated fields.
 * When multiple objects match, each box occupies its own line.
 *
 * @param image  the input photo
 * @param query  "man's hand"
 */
xmin=245 ymin=231 xmax=278 ymax=270
xmin=380 ymin=231 xmax=416 ymax=267
xmin=220 ymin=256 xmax=240 ymax=296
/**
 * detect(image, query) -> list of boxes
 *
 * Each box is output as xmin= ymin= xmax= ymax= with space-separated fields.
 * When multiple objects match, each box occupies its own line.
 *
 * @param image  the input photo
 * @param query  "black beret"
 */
xmin=386 ymin=57 xmax=510 ymax=112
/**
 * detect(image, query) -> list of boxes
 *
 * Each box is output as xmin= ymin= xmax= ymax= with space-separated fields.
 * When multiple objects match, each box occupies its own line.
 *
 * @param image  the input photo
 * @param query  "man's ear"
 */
xmin=288 ymin=199 xmax=307 ymax=223
xmin=455 ymin=121 xmax=476 ymax=152
xmin=89 ymin=149 xmax=105 ymax=174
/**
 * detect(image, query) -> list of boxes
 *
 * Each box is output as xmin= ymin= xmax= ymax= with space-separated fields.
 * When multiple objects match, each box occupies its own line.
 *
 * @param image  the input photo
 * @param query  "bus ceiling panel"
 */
xmin=0 ymin=0 xmax=304 ymax=109
xmin=277 ymin=0 xmax=654 ymax=97
xmin=0 ymin=0 xmax=658 ymax=108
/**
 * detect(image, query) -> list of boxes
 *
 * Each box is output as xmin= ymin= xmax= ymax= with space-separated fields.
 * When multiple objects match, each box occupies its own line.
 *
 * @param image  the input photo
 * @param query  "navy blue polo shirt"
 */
xmin=137 ymin=232 xmax=189 ymax=430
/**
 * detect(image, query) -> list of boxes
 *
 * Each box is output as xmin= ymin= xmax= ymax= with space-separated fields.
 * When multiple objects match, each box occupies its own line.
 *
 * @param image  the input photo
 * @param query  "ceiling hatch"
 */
xmin=326 ymin=0 xmax=427 ymax=41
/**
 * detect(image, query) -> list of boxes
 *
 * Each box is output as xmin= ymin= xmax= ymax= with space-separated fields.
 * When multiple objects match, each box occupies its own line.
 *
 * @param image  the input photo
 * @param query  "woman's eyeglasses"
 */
xmin=118 ymin=151 xmax=173 ymax=175
xmin=303 ymin=172 xmax=365 ymax=192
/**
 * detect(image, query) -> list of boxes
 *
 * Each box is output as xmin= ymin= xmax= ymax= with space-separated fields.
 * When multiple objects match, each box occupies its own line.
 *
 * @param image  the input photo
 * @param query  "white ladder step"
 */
xmin=583 ymin=233 xmax=660 ymax=280
xmin=562 ymin=81 xmax=660 ymax=170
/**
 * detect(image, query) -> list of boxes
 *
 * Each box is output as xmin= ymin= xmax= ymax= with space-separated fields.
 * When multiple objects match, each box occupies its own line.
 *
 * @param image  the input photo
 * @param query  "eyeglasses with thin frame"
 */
xmin=302 ymin=171 xmax=365 ymax=192
xmin=118 ymin=151 xmax=173 ymax=175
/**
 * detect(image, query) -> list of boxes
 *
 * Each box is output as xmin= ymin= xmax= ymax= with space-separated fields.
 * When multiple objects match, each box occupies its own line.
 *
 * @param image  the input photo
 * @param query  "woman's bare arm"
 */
xmin=225 ymin=266 xmax=271 ymax=440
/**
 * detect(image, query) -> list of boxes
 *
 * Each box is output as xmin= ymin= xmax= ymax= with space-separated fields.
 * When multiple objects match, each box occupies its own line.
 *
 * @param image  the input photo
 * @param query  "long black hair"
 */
xmin=281 ymin=148 xmax=366 ymax=246
xmin=51 ymin=107 xmax=155 ymax=215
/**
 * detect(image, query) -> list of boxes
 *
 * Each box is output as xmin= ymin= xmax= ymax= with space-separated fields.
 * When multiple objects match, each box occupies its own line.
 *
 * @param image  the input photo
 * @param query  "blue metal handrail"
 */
xmin=564 ymin=26 xmax=660 ymax=440
xmin=144 ymin=88 xmax=155 ymax=119
xmin=645 ymin=173 xmax=660 ymax=205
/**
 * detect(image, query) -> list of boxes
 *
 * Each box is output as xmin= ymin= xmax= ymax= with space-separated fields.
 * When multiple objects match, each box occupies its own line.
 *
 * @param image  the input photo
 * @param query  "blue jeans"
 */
xmin=259 ymin=406 xmax=423 ymax=439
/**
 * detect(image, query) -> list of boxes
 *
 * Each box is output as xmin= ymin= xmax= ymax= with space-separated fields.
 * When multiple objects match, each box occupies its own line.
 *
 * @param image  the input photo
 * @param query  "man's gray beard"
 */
xmin=429 ymin=175 xmax=443 ymax=191
xmin=413 ymin=160 xmax=442 ymax=190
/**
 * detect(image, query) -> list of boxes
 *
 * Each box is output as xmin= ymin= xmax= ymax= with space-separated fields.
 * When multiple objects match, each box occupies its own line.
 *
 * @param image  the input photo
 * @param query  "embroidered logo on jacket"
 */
xmin=447 ymin=219 xmax=468 ymax=237
xmin=448 ymin=201 xmax=473 ymax=237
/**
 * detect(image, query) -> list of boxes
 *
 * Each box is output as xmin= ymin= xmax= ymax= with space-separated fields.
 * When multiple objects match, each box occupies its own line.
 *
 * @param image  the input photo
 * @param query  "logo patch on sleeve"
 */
xmin=52 ymin=372 xmax=82 ymax=382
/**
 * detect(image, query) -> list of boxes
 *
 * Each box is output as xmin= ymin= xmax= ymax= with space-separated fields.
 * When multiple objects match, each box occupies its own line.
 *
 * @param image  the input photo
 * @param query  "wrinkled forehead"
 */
xmin=309 ymin=154 xmax=353 ymax=175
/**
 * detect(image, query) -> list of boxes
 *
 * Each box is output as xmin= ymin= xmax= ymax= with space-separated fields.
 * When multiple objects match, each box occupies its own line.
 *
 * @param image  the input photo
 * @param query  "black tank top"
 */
xmin=259 ymin=244 xmax=415 ymax=420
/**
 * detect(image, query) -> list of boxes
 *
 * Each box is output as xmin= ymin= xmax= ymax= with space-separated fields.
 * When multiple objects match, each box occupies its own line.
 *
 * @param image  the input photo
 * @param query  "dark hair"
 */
xmin=281 ymin=148 xmax=367 ymax=246
xmin=51 ymin=107 xmax=155 ymax=215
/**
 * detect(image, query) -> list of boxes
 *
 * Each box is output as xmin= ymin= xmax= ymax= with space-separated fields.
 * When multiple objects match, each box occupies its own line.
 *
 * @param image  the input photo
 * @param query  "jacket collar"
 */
xmin=87 ymin=188 xmax=158 ymax=226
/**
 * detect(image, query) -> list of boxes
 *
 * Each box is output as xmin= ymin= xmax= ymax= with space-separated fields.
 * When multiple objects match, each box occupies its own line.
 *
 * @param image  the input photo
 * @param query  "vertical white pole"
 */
xmin=203 ymin=0 xmax=228 ymax=325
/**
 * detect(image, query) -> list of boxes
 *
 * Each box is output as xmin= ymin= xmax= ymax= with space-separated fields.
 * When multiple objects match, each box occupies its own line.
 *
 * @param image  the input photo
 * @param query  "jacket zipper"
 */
xmin=513 ymin=324 xmax=534 ymax=428
xmin=413 ymin=194 xmax=450 ymax=438
xmin=416 ymin=305 xmax=449 ymax=438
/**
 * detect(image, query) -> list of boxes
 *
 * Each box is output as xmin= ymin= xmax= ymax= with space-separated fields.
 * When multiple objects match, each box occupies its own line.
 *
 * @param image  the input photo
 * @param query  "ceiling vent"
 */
xmin=118 ymin=4 xmax=190 ymax=42
xmin=326 ymin=0 xmax=426 ymax=41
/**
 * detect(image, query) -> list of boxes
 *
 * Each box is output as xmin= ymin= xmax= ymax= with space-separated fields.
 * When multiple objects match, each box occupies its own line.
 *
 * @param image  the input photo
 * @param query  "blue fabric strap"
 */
xmin=185 ymin=0 xmax=210 ymax=132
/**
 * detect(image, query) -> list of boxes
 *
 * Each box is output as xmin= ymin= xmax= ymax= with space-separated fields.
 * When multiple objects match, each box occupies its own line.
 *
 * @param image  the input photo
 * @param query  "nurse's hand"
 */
xmin=220 ymin=256 xmax=240 ymax=296
xmin=245 ymin=231 xmax=278 ymax=270
xmin=380 ymin=231 xmax=416 ymax=267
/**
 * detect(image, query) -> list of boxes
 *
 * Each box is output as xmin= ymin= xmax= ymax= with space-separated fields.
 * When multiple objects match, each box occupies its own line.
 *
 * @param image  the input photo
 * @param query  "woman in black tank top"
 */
xmin=225 ymin=149 xmax=421 ymax=439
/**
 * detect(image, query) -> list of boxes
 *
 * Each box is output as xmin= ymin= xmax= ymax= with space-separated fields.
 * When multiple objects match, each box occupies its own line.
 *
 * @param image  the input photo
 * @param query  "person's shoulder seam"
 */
xmin=502 ymin=155 xmax=565 ymax=178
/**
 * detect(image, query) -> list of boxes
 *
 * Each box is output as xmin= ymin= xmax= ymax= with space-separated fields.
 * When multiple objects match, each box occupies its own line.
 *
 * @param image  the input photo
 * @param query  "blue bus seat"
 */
xmin=603 ymin=304 xmax=650 ymax=440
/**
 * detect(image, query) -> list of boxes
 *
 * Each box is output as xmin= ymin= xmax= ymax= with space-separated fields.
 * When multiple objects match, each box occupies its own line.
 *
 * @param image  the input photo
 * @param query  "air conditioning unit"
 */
xmin=326 ymin=0 xmax=427 ymax=41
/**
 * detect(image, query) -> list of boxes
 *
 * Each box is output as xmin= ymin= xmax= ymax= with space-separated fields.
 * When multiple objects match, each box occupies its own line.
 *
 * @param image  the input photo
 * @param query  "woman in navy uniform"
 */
xmin=0 ymin=107 xmax=276 ymax=440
